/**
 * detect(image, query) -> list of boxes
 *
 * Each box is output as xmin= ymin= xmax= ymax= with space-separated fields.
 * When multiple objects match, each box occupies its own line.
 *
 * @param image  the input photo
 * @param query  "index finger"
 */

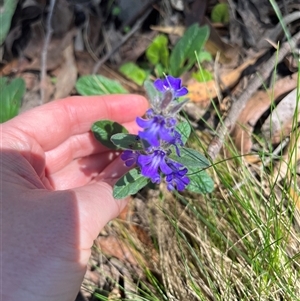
xmin=8 ymin=95 xmax=148 ymax=151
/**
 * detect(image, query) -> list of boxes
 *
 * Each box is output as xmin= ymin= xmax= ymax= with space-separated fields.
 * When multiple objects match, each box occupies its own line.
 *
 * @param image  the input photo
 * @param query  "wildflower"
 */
xmin=137 ymin=150 xmax=173 ymax=183
xmin=168 ymin=130 xmax=183 ymax=156
xmin=121 ymin=150 xmax=139 ymax=167
xmin=154 ymin=75 xmax=188 ymax=98
xmin=136 ymin=113 xmax=176 ymax=147
xmin=121 ymin=75 xmax=191 ymax=192
xmin=165 ymin=163 xmax=190 ymax=191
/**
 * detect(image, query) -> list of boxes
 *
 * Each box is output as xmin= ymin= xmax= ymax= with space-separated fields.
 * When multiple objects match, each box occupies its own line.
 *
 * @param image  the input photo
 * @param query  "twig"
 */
xmin=92 ymin=9 xmax=151 ymax=74
xmin=207 ymin=31 xmax=300 ymax=161
xmin=40 ymin=0 xmax=56 ymax=104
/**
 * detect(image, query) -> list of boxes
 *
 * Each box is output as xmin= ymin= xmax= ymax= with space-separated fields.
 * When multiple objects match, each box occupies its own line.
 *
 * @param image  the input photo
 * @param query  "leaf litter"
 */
xmin=1 ymin=0 xmax=300 ymax=299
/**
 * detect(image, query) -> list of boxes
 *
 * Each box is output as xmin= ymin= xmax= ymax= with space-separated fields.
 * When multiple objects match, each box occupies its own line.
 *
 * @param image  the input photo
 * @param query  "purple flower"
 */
xmin=169 ymin=130 xmax=183 ymax=156
xmin=136 ymin=114 xmax=175 ymax=147
xmin=165 ymin=163 xmax=190 ymax=191
xmin=121 ymin=150 xmax=139 ymax=167
xmin=154 ymin=75 xmax=188 ymax=98
xmin=137 ymin=150 xmax=173 ymax=183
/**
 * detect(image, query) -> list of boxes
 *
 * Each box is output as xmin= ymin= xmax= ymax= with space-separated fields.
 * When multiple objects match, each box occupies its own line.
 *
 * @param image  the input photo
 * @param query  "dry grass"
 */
xmin=84 ymin=129 xmax=300 ymax=301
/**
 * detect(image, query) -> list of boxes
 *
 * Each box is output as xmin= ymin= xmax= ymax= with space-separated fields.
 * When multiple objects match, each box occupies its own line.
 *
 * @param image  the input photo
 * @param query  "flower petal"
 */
xmin=136 ymin=116 xmax=153 ymax=128
xmin=175 ymin=87 xmax=188 ymax=97
xmin=166 ymin=75 xmax=181 ymax=90
xmin=153 ymin=79 xmax=165 ymax=92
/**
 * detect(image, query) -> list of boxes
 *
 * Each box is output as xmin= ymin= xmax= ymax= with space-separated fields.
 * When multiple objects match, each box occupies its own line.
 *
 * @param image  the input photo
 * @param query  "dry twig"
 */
xmin=92 ymin=9 xmax=151 ymax=74
xmin=207 ymin=31 xmax=300 ymax=161
xmin=40 ymin=0 xmax=56 ymax=104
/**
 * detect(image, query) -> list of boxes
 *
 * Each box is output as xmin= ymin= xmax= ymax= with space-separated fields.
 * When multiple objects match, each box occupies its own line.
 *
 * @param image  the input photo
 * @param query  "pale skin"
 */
xmin=1 ymin=95 xmax=148 ymax=301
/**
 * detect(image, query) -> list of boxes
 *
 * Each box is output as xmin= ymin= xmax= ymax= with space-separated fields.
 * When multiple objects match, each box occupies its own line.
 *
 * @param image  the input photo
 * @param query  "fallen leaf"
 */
xmin=23 ymin=23 xmax=76 ymax=71
xmin=75 ymin=51 xmax=95 ymax=75
xmin=20 ymin=72 xmax=39 ymax=90
xmin=20 ymin=75 xmax=54 ymax=112
xmin=0 ymin=58 xmax=30 ymax=76
xmin=54 ymin=43 xmax=77 ymax=99
xmin=150 ymin=25 xmax=185 ymax=36
xmin=262 ymin=86 xmax=299 ymax=144
xmin=231 ymin=90 xmax=271 ymax=153
xmin=187 ymin=55 xmax=260 ymax=104
xmin=95 ymin=236 xmax=138 ymax=266
xmin=232 ymin=73 xmax=298 ymax=153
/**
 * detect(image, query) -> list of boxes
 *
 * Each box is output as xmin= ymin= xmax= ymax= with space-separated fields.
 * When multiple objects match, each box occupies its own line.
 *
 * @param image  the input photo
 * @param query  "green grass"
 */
xmin=86 ymin=121 xmax=299 ymax=300
xmin=85 ymin=4 xmax=300 ymax=300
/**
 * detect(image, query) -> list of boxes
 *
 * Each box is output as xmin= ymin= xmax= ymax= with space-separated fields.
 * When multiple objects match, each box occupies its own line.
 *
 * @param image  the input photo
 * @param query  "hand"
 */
xmin=1 ymin=95 xmax=148 ymax=301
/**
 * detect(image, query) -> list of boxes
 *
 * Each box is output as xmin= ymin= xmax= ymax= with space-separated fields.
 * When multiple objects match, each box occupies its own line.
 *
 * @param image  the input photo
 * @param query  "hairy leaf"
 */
xmin=111 ymin=133 xmax=146 ymax=150
xmin=169 ymin=147 xmax=210 ymax=169
xmin=176 ymin=120 xmax=191 ymax=145
xmin=113 ymin=168 xmax=150 ymax=199
xmin=91 ymin=120 xmax=128 ymax=150
xmin=187 ymin=169 xmax=214 ymax=194
xmin=76 ymin=75 xmax=127 ymax=95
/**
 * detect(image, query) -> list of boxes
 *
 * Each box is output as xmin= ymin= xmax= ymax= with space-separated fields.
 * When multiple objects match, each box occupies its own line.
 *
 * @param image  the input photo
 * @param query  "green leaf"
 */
xmin=192 ymin=69 xmax=213 ymax=82
xmin=119 ymin=62 xmax=147 ymax=86
xmin=197 ymin=50 xmax=213 ymax=63
xmin=91 ymin=120 xmax=128 ymax=149
xmin=169 ymin=147 xmax=210 ymax=169
xmin=0 ymin=0 xmax=18 ymax=44
xmin=187 ymin=169 xmax=214 ymax=194
xmin=76 ymin=75 xmax=128 ymax=95
xmin=146 ymin=34 xmax=169 ymax=67
xmin=0 ymin=77 xmax=25 ymax=123
xmin=0 ymin=77 xmax=8 ymax=87
xmin=169 ymin=24 xmax=210 ymax=77
xmin=176 ymin=120 xmax=191 ymax=145
xmin=154 ymin=63 xmax=164 ymax=78
xmin=113 ymin=168 xmax=150 ymax=199
xmin=144 ymin=79 xmax=161 ymax=102
xmin=211 ymin=3 xmax=229 ymax=24
xmin=111 ymin=133 xmax=148 ymax=150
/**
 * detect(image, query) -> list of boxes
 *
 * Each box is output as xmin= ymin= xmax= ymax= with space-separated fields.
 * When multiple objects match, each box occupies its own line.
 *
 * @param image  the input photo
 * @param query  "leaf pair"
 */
xmin=170 ymin=24 xmax=209 ymax=77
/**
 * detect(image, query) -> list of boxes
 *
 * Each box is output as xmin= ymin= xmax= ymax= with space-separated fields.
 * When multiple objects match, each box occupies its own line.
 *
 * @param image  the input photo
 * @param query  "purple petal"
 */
xmin=138 ymin=129 xmax=160 ymax=147
xmin=137 ymin=153 xmax=153 ymax=165
xmin=176 ymin=176 xmax=190 ymax=191
xmin=136 ymin=117 xmax=153 ymax=128
xmin=121 ymin=150 xmax=133 ymax=160
xmin=175 ymin=87 xmax=188 ymax=97
xmin=159 ymin=158 xmax=173 ymax=175
xmin=158 ymin=127 xmax=174 ymax=143
xmin=166 ymin=75 xmax=181 ymax=90
xmin=153 ymin=79 xmax=165 ymax=92
xmin=121 ymin=150 xmax=138 ymax=167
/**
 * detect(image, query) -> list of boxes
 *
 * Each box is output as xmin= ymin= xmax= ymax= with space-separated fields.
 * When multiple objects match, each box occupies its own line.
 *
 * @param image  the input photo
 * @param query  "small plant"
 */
xmin=0 ymin=77 xmax=25 ymax=123
xmin=119 ymin=23 xmax=212 ymax=85
xmin=91 ymin=75 xmax=214 ymax=198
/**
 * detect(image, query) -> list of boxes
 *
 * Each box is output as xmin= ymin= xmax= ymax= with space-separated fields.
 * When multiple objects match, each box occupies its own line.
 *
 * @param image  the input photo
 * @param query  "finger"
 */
xmin=7 ymin=95 xmax=148 ymax=151
xmin=48 ymin=151 xmax=121 ymax=190
xmin=71 ymin=156 xmax=131 ymax=246
xmin=45 ymin=120 xmax=138 ymax=174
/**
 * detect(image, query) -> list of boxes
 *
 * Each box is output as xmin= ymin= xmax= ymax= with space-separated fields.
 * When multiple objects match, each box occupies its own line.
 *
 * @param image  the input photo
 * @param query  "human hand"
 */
xmin=1 ymin=95 xmax=148 ymax=301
